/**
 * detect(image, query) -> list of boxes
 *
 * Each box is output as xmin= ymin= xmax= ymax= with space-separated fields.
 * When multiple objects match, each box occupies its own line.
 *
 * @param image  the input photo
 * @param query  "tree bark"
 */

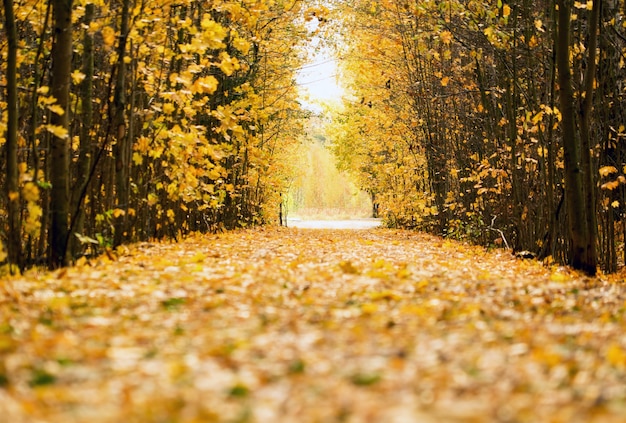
xmin=69 ymin=2 xmax=94 ymax=256
xmin=3 ymin=0 xmax=22 ymax=270
xmin=556 ymin=0 xmax=596 ymax=275
xmin=113 ymin=0 xmax=131 ymax=247
xmin=578 ymin=0 xmax=600 ymax=273
xmin=48 ymin=0 xmax=73 ymax=268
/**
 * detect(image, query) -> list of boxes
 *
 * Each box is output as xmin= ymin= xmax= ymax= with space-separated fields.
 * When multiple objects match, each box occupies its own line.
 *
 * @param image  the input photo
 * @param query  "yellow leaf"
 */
xmin=232 ymin=37 xmax=250 ymax=55
xmin=193 ymin=76 xmax=219 ymax=95
xmin=45 ymin=124 xmax=69 ymax=139
xmin=502 ymin=4 xmax=511 ymax=17
xmin=71 ymin=70 xmax=86 ymax=85
xmin=607 ymin=343 xmax=626 ymax=368
xmin=22 ymin=182 xmax=39 ymax=202
xmin=369 ymin=290 xmax=402 ymax=301
xmin=440 ymin=30 xmax=452 ymax=45
xmin=601 ymin=180 xmax=620 ymax=190
xmin=549 ymin=270 xmax=569 ymax=282
xmin=200 ymin=17 xmax=227 ymax=49
xmin=612 ymin=200 xmax=620 ymax=208
xmin=162 ymin=102 xmax=176 ymax=114
xmin=218 ymin=52 xmax=240 ymax=76
xmin=361 ymin=303 xmax=378 ymax=314
xmin=441 ymin=76 xmax=450 ymax=87
xmin=147 ymin=193 xmax=158 ymax=206
xmin=0 ymin=244 xmax=7 ymax=263
xmin=75 ymin=256 xmax=88 ymax=267
xmin=101 ymin=26 xmax=116 ymax=47
xmin=339 ymin=260 xmax=359 ymax=274
xmin=8 ymin=191 xmax=19 ymax=201
xmin=47 ymin=104 xmax=65 ymax=116
xmin=599 ymin=166 xmax=618 ymax=177
xmin=112 ymin=208 xmax=126 ymax=218
xmin=166 ymin=209 xmax=175 ymax=222
xmin=132 ymin=152 xmax=144 ymax=166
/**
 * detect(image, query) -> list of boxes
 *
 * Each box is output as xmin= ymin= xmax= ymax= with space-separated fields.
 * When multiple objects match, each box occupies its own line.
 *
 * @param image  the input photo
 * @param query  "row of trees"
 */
xmin=1 ymin=0 xmax=319 ymax=270
xmin=331 ymin=0 xmax=626 ymax=274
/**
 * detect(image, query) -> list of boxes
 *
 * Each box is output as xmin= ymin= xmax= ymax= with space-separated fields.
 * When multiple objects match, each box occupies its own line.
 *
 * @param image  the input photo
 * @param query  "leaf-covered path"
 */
xmin=2 ymin=227 xmax=626 ymax=422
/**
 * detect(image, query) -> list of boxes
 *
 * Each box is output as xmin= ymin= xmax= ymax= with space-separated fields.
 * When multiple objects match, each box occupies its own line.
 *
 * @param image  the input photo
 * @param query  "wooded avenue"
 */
xmin=1 ymin=1 xmax=625 ymax=276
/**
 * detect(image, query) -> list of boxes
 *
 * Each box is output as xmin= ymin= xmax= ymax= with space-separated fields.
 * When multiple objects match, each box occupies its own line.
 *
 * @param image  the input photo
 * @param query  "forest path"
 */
xmin=1 ymin=227 xmax=626 ymax=422
xmin=287 ymin=218 xmax=381 ymax=229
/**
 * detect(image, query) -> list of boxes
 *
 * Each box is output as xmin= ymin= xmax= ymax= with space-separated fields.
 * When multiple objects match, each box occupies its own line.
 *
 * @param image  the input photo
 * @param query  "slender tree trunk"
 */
xmin=113 ymin=0 xmax=131 ymax=247
xmin=578 ymin=0 xmax=600 ymax=273
xmin=556 ymin=0 xmax=596 ymax=275
xmin=3 ymin=0 xmax=22 ymax=270
xmin=48 ymin=0 xmax=73 ymax=268
xmin=69 ymin=2 xmax=95 ymax=256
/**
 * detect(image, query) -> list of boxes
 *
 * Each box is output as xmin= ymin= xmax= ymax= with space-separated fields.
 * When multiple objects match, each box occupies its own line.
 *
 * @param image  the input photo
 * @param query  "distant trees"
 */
xmin=332 ymin=0 xmax=626 ymax=274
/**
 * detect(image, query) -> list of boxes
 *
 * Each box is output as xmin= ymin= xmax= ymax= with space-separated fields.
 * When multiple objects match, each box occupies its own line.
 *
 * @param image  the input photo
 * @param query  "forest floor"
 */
xmin=2 ymin=226 xmax=626 ymax=423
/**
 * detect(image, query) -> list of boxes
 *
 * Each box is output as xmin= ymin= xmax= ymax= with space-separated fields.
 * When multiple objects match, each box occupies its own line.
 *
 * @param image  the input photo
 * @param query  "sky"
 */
xmin=296 ymin=45 xmax=345 ymax=112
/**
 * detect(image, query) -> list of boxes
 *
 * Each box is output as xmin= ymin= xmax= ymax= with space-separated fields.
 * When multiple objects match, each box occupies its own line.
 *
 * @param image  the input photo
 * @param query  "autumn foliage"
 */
xmin=1 ymin=0 xmax=312 ymax=269
xmin=330 ymin=0 xmax=626 ymax=273
xmin=2 ymin=0 xmax=626 ymax=273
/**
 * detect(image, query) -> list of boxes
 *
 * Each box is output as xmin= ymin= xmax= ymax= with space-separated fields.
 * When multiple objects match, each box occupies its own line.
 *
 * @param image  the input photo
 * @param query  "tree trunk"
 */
xmin=578 ymin=0 xmax=600 ymax=273
xmin=556 ymin=0 xmax=596 ymax=275
xmin=113 ymin=0 xmax=131 ymax=247
xmin=3 ymin=0 xmax=22 ymax=271
xmin=69 ymin=2 xmax=94 ymax=256
xmin=48 ymin=0 xmax=73 ymax=268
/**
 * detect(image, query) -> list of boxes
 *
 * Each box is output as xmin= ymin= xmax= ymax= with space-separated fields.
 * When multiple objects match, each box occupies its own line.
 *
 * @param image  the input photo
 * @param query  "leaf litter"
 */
xmin=1 ymin=227 xmax=626 ymax=422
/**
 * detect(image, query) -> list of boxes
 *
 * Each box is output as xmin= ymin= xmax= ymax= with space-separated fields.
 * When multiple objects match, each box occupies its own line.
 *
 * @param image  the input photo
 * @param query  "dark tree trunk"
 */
xmin=3 ymin=0 xmax=22 ymax=270
xmin=556 ymin=0 xmax=597 ymax=275
xmin=113 ymin=0 xmax=132 ymax=247
xmin=578 ymin=0 xmax=600 ymax=273
xmin=48 ymin=0 xmax=73 ymax=268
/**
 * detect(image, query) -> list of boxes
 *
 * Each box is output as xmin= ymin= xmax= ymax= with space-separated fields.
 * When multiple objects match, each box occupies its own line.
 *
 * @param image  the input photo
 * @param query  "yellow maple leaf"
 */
xmin=132 ymin=152 xmax=144 ymax=166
